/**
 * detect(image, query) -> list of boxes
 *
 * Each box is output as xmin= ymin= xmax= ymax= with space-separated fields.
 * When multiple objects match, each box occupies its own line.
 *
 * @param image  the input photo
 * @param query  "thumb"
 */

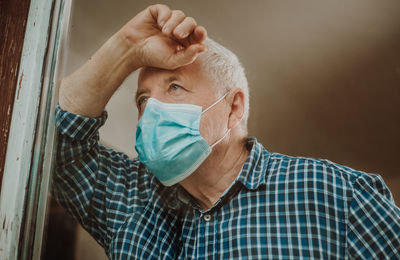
xmin=169 ymin=44 xmax=206 ymax=69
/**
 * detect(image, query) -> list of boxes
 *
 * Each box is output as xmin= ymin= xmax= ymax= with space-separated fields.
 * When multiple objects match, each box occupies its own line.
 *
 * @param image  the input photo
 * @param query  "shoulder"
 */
xmin=262 ymin=151 xmax=398 ymax=218
xmin=264 ymin=152 xmax=386 ymax=202
xmin=267 ymin=152 xmax=366 ymax=183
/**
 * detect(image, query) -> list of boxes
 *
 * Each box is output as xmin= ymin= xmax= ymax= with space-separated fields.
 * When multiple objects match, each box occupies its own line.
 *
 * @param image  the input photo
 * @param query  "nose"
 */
xmin=137 ymin=92 xmax=169 ymax=119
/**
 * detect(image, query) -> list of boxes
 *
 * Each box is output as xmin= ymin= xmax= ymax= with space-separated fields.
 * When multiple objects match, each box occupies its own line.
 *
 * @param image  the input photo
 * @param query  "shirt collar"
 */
xmin=171 ymin=137 xmax=270 ymax=209
xmin=235 ymin=137 xmax=270 ymax=190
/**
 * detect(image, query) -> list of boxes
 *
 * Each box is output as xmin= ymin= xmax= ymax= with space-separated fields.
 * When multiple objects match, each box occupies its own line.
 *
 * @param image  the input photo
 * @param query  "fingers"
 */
xmin=189 ymin=26 xmax=207 ymax=44
xmin=148 ymin=4 xmax=172 ymax=28
xmin=170 ymin=44 xmax=207 ymax=69
xmin=144 ymin=5 xmax=208 ymax=69
xmin=173 ymin=17 xmax=197 ymax=40
xmin=158 ymin=7 xmax=207 ymax=45
xmin=176 ymin=25 xmax=207 ymax=48
xmin=147 ymin=5 xmax=206 ymax=44
xmin=162 ymin=10 xmax=186 ymax=34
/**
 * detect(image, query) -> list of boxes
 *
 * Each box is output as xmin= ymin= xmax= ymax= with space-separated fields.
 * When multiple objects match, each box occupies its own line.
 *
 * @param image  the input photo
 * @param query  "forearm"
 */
xmin=59 ymin=33 xmax=139 ymax=117
xmin=58 ymin=4 xmax=206 ymax=117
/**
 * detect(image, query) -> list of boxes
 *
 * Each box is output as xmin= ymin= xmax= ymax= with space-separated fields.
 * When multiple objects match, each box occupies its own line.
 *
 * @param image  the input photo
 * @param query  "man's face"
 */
xmin=136 ymin=60 xmax=230 ymax=146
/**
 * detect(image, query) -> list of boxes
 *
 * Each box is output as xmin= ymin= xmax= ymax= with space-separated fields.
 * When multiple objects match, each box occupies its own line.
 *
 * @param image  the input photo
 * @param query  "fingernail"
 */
xmin=159 ymin=20 xmax=165 ymax=27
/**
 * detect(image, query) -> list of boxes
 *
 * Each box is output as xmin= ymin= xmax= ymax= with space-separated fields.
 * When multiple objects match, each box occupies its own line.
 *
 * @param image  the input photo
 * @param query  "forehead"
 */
xmin=137 ymin=60 xmax=214 ymax=90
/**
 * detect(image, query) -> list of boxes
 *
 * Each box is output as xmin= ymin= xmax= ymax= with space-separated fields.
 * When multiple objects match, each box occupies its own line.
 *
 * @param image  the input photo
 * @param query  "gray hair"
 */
xmin=198 ymin=38 xmax=249 ymax=128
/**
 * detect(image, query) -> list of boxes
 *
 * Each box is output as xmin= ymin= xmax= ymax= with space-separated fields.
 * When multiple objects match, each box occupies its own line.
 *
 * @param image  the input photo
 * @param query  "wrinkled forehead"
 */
xmin=138 ymin=67 xmax=168 ymax=86
xmin=137 ymin=59 xmax=215 ymax=91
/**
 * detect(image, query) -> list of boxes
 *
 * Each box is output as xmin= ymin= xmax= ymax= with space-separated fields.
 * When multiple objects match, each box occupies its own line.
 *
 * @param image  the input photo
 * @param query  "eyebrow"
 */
xmin=165 ymin=75 xmax=179 ymax=84
xmin=135 ymin=75 xmax=180 ymax=101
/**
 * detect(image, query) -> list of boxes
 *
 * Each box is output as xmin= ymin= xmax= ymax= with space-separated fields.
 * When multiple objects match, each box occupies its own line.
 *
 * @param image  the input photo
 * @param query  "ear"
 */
xmin=227 ymin=88 xmax=245 ymax=129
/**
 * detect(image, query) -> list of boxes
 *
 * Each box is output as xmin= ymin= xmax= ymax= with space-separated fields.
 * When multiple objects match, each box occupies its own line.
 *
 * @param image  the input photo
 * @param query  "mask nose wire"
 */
xmin=202 ymin=92 xmax=229 ymax=114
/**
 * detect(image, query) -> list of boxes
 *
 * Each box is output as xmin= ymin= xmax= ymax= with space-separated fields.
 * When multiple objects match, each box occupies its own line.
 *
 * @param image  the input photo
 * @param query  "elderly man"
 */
xmin=54 ymin=4 xmax=400 ymax=259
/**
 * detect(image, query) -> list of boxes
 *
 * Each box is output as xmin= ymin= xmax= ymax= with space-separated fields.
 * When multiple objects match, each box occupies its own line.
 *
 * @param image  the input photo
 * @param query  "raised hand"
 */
xmin=59 ymin=5 xmax=207 ymax=117
xmin=117 ymin=4 xmax=207 ymax=70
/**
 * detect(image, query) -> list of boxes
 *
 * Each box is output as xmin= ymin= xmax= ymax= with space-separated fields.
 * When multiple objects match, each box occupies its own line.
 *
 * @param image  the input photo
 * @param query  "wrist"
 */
xmin=58 ymin=33 xmax=141 ymax=117
xmin=112 ymin=30 xmax=143 ymax=71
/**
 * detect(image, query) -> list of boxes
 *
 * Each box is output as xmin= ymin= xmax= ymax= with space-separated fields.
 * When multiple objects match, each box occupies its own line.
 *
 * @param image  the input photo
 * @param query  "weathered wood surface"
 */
xmin=0 ymin=0 xmax=57 ymax=258
xmin=0 ymin=0 xmax=32 ymax=190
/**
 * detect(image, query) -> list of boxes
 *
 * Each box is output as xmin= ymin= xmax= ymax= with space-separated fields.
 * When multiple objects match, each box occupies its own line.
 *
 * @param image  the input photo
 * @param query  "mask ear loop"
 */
xmin=202 ymin=92 xmax=229 ymax=114
xmin=210 ymin=128 xmax=231 ymax=148
xmin=201 ymin=92 xmax=229 ymax=148
xmin=206 ymin=91 xmax=245 ymax=148
xmin=210 ymin=114 xmax=244 ymax=148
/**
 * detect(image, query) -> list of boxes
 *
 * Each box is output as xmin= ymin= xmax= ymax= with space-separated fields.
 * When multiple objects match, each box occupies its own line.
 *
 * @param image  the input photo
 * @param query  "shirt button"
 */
xmin=203 ymin=214 xmax=212 ymax=221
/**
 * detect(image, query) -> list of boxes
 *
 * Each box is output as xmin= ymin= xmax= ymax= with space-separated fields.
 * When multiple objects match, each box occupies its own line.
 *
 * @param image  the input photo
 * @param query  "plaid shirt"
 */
xmin=53 ymin=105 xmax=400 ymax=259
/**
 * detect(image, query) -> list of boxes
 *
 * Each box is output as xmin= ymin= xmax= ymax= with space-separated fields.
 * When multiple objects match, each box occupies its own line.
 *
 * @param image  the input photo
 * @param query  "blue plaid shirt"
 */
xmin=53 ymin=105 xmax=400 ymax=259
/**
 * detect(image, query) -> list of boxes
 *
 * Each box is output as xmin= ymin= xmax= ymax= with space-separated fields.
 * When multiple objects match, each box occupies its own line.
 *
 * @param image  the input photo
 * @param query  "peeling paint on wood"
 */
xmin=0 ymin=0 xmax=62 ymax=259
xmin=17 ymin=72 xmax=24 ymax=100
xmin=0 ymin=0 xmax=31 ymax=190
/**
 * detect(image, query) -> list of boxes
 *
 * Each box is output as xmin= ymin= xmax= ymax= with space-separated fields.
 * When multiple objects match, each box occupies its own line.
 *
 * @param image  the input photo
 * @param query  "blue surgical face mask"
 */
xmin=135 ymin=93 xmax=230 ymax=186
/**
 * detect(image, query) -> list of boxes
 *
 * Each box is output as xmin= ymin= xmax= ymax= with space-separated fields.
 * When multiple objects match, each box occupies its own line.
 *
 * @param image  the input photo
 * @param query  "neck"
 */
xmin=179 ymin=136 xmax=249 ymax=210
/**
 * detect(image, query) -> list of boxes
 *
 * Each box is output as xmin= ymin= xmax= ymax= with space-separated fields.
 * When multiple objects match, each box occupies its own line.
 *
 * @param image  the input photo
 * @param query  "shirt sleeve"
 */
xmin=51 ymin=104 xmax=136 ymax=249
xmin=347 ymin=173 xmax=400 ymax=259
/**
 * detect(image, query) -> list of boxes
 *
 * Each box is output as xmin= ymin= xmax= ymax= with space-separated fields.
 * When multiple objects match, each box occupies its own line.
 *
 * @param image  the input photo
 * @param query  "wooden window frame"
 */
xmin=0 ymin=0 xmax=72 ymax=259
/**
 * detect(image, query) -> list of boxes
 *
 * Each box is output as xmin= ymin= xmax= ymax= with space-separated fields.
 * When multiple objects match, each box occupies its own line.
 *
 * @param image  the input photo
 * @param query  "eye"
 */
xmin=168 ymin=83 xmax=183 ymax=92
xmin=137 ymin=96 xmax=149 ymax=107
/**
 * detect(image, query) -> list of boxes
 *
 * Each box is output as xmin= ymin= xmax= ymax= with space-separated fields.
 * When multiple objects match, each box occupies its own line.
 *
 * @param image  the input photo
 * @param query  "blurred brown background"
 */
xmin=46 ymin=0 xmax=400 ymax=259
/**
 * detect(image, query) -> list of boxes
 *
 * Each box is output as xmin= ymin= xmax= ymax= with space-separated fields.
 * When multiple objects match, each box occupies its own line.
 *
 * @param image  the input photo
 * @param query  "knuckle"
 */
xmin=173 ymin=29 xmax=183 ymax=38
xmin=185 ymin=17 xmax=196 ymax=25
xmin=171 ymin=27 xmax=181 ymax=35
xmin=148 ymin=4 xmax=157 ymax=10
xmin=148 ymin=4 xmax=170 ymax=13
xmin=173 ymin=10 xmax=185 ymax=17
xmin=154 ymin=4 xmax=168 ymax=9
xmin=172 ymin=31 xmax=181 ymax=39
